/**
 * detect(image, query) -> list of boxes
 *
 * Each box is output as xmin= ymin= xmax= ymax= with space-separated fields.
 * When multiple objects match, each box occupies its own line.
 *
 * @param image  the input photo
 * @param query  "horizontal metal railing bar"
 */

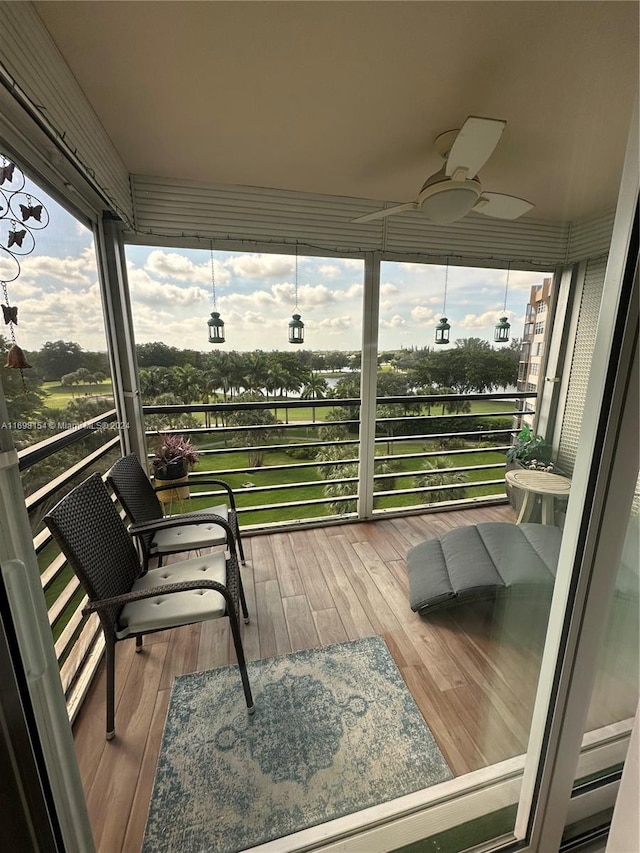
xmin=187 ymin=477 xmax=359 ymax=501
xmin=142 ymin=392 xmax=535 ymax=416
xmin=189 ymin=456 xmax=504 ymax=482
xmin=17 ymin=409 xmax=118 ymax=471
xmin=54 ymin=596 xmax=88 ymax=660
xmin=40 ymin=551 xmax=66 ymax=591
xmin=177 ymin=431 xmax=513 ymax=464
xmin=48 ymin=574 xmax=80 ymax=627
xmin=375 ymin=410 xmax=520 ymax=425
xmin=374 ymin=445 xmax=511 ymax=462
xmin=60 ymin=614 xmax=101 ymax=696
xmin=190 ymin=459 xmax=360 ymax=477
xmin=192 ymin=438 xmax=359 ymax=454
xmin=234 ymin=493 xmax=356 ymax=513
xmin=374 ymin=464 xmax=506 ymax=481
xmin=146 ymin=420 xmax=360 ymax=439
xmin=25 ymin=435 xmax=120 ymax=512
xmin=373 ymin=428 xmax=515 ymax=443
xmin=375 ymin=478 xmax=506 ymax=498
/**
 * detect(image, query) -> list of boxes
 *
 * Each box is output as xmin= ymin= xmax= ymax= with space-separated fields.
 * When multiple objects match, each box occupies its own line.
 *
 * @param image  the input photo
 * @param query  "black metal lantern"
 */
xmin=288 ymin=245 xmax=304 ymax=344
xmin=207 ymin=245 xmax=225 ymax=344
xmin=435 ymin=317 xmax=451 ymax=345
xmin=494 ymin=263 xmax=511 ymax=344
xmin=208 ymin=311 xmax=225 ymax=344
xmin=435 ymin=260 xmax=451 ymax=344
xmin=494 ymin=315 xmax=511 ymax=343
xmin=288 ymin=313 xmax=304 ymax=344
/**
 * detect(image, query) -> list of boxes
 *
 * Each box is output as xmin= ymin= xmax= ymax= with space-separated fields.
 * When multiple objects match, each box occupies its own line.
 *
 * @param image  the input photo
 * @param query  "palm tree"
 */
xmin=300 ymin=373 xmax=328 ymax=422
xmin=172 ymin=364 xmax=205 ymax=405
xmin=414 ymin=456 xmax=468 ymax=504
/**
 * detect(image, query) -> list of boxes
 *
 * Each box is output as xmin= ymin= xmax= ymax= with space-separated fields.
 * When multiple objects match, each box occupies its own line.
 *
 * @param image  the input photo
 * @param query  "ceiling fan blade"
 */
xmin=445 ymin=116 xmax=506 ymax=178
xmin=472 ymin=192 xmax=534 ymax=219
xmin=352 ymin=202 xmax=418 ymax=223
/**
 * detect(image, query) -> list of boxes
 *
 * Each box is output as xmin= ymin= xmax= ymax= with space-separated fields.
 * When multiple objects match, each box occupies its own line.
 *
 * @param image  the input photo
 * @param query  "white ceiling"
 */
xmin=34 ymin=1 xmax=638 ymax=224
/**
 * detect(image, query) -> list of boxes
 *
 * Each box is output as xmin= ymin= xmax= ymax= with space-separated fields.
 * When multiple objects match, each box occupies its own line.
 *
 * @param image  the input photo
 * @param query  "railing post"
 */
xmin=358 ymin=251 xmax=381 ymax=518
xmin=95 ymin=213 xmax=147 ymax=464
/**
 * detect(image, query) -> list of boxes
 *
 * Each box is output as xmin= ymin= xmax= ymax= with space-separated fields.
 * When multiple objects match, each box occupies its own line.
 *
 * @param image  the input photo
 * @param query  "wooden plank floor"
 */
xmin=72 ymin=506 xmax=637 ymax=852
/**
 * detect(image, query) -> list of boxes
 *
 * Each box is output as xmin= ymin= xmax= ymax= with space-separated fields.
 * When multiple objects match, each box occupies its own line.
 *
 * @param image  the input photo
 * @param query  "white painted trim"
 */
xmin=240 ymin=723 xmax=631 ymax=853
xmin=523 ymin=94 xmax=639 ymax=853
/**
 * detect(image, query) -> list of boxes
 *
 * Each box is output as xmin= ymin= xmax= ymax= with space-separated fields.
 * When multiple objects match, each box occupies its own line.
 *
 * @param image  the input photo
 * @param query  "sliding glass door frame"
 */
xmin=516 ymin=100 xmax=639 ymax=851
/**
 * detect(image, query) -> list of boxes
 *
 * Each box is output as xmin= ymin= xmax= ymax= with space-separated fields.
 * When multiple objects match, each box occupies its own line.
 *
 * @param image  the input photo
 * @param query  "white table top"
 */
xmin=505 ymin=468 xmax=572 ymax=496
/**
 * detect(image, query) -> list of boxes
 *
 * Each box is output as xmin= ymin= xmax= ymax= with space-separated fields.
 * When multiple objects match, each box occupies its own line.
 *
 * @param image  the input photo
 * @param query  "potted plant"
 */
xmin=151 ymin=434 xmax=199 ymax=505
xmin=506 ymin=424 xmax=553 ymax=468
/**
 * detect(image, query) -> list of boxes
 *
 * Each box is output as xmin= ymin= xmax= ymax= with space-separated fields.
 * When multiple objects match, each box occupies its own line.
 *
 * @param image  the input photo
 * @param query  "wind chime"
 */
xmin=434 ymin=259 xmax=451 ymax=345
xmin=494 ymin=263 xmax=511 ymax=343
xmin=288 ymin=245 xmax=304 ymax=344
xmin=0 ymin=155 xmax=50 ymax=386
xmin=207 ymin=243 xmax=225 ymax=344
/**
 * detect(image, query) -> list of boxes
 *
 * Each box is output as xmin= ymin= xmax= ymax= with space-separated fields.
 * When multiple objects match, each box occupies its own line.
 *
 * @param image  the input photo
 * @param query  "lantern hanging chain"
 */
xmin=1 ymin=280 xmax=16 ymax=344
xmin=294 ymin=244 xmax=299 ymax=311
xmin=442 ymin=259 xmax=449 ymax=315
xmin=210 ymin=243 xmax=217 ymax=310
xmin=503 ymin=262 xmax=511 ymax=313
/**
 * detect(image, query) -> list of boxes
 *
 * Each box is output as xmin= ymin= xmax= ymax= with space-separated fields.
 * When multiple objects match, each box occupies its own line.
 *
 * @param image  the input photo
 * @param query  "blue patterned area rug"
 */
xmin=143 ymin=636 xmax=452 ymax=853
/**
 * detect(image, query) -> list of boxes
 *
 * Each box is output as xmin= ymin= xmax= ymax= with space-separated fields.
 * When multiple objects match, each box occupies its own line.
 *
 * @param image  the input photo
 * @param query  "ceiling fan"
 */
xmin=352 ymin=116 xmax=534 ymax=225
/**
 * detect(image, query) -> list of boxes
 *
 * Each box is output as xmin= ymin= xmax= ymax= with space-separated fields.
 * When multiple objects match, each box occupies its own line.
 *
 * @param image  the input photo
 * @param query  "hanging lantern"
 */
xmin=494 ymin=263 xmax=511 ymax=343
xmin=207 ymin=244 xmax=225 ymax=344
xmin=434 ymin=317 xmax=450 ymax=345
xmin=494 ymin=315 xmax=511 ymax=343
xmin=288 ymin=313 xmax=305 ymax=344
xmin=435 ymin=260 xmax=451 ymax=344
xmin=288 ymin=245 xmax=304 ymax=344
xmin=208 ymin=311 xmax=225 ymax=344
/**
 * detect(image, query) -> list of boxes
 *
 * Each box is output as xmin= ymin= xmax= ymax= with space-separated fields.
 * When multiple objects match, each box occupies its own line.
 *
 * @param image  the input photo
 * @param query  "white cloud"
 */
xmin=380 ymin=314 xmax=406 ymax=328
xmin=143 ymin=250 xmax=225 ymax=285
xmin=336 ymin=283 xmax=363 ymax=300
xmin=19 ymin=246 xmax=97 ymax=287
xmin=317 ymin=315 xmax=352 ymax=330
xmin=411 ymin=305 xmax=437 ymax=322
xmin=318 ymin=264 xmax=341 ymax=279
xmin=225 ymin=254 xmax=293 ymax=279
xmin=381 ymin=282 xmax=398 ymax=294
xmin=458 ymin=307 xmax=515 ymax=330
xmin=128 ymin=268 xmax=208 ymax=307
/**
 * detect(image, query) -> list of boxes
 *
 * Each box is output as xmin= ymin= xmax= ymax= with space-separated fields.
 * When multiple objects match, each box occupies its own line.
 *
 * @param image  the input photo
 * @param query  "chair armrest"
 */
xmin=153 ymin=478 xmax=238 ymax=510
xmin=83 ymin=577 xmax=232 ymax=615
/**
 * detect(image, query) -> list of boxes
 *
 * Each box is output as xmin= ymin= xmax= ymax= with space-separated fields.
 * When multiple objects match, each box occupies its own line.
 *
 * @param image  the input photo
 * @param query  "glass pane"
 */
xmin=576 ymin=475 xmax=640 ymax=787
xmin=124 ymin=245 xmax=365 ymax=524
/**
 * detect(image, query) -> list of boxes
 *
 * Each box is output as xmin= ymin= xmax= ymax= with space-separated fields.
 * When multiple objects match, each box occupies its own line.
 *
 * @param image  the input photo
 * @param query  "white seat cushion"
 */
xmin=150 ymin=503 xmax=229 ymax=554
xmin=116 ymin=551 xmax=227 ymax=638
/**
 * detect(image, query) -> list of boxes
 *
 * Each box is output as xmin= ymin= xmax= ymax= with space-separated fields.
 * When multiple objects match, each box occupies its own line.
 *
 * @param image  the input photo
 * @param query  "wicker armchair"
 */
xmin=107 ymin=452 xmax=246 ymax=570
xmin=45 ymin=473 xmax=254 ymax=740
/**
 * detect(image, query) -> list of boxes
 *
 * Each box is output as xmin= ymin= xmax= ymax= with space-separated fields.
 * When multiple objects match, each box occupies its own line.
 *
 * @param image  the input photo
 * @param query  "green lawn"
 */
xmin=42 ymin=380 xmax=114 ymax=410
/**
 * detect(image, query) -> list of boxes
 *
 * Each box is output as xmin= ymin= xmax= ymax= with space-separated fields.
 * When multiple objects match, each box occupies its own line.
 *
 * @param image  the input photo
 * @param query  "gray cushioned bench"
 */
xmin=407 ymin=522 xmax=562 ymax=616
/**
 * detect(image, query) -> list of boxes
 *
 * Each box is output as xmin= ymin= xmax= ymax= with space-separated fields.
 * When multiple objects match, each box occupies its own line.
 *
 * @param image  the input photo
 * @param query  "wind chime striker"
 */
xmin=207 ymin=245 xmax=225 ymax=344
xmin=494 ymin=263 xmax=511 ymax=343
xmin=434 ymin=260 xmax=451 ymax=345
xmin=288 ymin=246 xmax=304 ymax=344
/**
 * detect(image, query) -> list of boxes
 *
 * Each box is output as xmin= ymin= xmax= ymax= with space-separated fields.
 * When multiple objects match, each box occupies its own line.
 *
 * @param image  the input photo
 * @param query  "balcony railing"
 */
xmin=19 ymin=390 xmax=535 ymax=720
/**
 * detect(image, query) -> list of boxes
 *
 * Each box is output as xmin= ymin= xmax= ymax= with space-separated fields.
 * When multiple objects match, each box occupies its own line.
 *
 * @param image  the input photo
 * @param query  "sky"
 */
xmin=2 ymin=161 xmax=550 ymax=355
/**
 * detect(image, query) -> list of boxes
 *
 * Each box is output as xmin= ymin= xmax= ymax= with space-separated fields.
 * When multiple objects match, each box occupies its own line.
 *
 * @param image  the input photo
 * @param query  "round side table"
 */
xmin=505 ymin=469 xmax=571 ymax=525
